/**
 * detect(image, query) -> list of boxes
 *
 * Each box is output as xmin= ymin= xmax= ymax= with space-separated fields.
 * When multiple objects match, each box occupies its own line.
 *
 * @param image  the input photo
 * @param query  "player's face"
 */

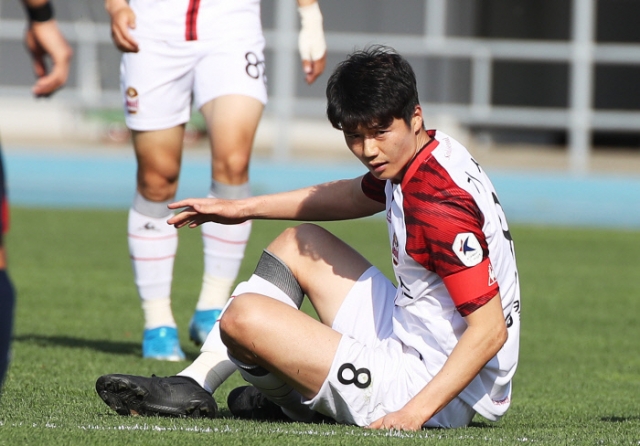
xmin=343 ymin=109 xmax=424 ymax=183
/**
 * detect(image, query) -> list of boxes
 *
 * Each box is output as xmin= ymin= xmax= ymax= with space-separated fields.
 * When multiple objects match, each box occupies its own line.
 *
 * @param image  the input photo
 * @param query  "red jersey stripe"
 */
xmin=185 ymin=0 xmax=201 ymax=41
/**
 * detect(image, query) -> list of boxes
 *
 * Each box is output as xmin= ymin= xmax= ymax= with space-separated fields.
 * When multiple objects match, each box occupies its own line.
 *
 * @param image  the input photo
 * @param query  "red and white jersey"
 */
xmin=361 ymin=130 xmax=521 ymax=421
xmin=128 ymin=0 xmax=262 ymax=42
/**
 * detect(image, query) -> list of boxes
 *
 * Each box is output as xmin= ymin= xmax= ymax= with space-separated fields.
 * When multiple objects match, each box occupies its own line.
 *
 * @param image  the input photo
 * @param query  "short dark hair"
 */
xmin=326 ymin=45 xmax=421 ymax=131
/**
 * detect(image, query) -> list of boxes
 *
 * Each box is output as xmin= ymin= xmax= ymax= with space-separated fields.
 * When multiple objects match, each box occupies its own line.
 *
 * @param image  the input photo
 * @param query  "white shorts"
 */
xmin=306 ymin=267 xmax=476 ymax=428
xmin=120 ymin=34 xmax=267 ymax=131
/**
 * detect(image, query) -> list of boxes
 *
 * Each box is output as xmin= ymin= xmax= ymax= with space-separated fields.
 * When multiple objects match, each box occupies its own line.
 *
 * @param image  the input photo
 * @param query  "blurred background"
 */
xmin=1 ymin=0 xmax=640 ymax=224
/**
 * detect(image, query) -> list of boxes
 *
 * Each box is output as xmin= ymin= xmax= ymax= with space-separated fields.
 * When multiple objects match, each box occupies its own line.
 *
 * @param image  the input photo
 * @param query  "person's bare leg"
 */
xmin=128 ymin=126 xmax=186 ymax=360
xmin=203 ymin=95 xmax=263 ymax=186
xmin=133 ymin=126 xmax=184 ymax=201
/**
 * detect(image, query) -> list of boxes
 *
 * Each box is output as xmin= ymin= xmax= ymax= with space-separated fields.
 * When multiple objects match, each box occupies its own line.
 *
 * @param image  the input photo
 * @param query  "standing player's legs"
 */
xmin=129 ymin=127 xmax=185 ymax=361
xmin=188 ymin=95 xmax=264 ymax=346
xmin=0 ymin=148 xmax=15 ymax=390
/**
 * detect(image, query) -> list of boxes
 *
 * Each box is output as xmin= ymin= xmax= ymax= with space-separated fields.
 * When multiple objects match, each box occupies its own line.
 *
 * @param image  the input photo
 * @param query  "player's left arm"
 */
xmin=296 ymin=0 xmax=326 ymax=84
xmin=168 ymin=176 xmax=384 ymax=228
xmin=368 ymin=293 xmax=508 ymax=431
xmin=21 ymin=0 xmax=73 ymax=97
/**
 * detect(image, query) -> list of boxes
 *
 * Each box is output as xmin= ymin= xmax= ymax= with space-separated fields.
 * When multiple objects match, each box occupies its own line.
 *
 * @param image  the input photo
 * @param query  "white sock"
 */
xmin=197 ymin=181 xmax=252 ymax=310
xmin=141 ymin=297 xmax=176 ymax=329
xmin=231 ymin=274 xmax=299 ymax=309
xmin=178 ymin=351 xmax=236 ymax=393
xmin=128 ymin=195 xmax=177 ymax=328
xmin=195 ymin=274 xmax=236 ymax=311
xmin=179 ymin=297 xmax=236 ymax=392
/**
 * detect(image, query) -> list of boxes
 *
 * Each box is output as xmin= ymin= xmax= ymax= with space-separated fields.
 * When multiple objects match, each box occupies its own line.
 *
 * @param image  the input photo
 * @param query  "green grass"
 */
xmin=1 ymin=207 xmax=639 ymax=445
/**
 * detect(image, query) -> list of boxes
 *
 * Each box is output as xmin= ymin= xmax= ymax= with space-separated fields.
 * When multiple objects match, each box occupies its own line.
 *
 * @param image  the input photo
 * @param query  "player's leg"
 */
xmin=187 ymin=31 xmax=267 ymax=346
xmin=129 ymin=128 xmax=185 ymax=361
xmin=121 ymin=38 xmax=196 ymax=361
xmin=219 ymin=224 xmax=373 ymax=420
xmin=0 ymin=148 xmax=15 ymax=391
xmin=187 ymin=95 xmax=263 ymax=346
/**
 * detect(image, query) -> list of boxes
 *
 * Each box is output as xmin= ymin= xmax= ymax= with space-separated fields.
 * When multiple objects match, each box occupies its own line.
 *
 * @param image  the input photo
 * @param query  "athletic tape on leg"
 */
xmin=253 ymin=250 xmax=304 ymax=309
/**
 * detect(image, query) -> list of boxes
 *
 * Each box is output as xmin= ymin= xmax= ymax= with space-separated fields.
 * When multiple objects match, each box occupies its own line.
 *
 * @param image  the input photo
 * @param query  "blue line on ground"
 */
xmin=5 ymin=147 xmax=640 ymax=229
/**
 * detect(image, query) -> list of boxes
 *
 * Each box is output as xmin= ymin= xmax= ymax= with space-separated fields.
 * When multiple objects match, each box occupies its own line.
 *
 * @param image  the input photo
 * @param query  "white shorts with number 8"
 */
xmin=120 ymin=34 xmax=267 ymax=131
xmin=307 ymin=266 xmax=476 ymax=428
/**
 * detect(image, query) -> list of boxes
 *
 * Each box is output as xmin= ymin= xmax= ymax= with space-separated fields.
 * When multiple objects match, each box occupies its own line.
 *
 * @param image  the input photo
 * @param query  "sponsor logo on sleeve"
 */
xmin=453 ymin=232 xmax=483 ymax=267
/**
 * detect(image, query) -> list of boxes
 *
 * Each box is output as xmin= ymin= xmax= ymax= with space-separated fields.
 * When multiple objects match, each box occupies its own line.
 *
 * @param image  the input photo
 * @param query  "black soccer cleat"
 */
xmin=95 ymin=374 xmax=218 ymax=418
xmin=227 ymin=386 xmax=290 ymax=421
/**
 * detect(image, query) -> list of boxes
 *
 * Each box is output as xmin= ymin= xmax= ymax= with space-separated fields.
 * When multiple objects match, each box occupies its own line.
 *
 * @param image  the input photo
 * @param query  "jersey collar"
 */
xmin=400 ymin=130 xmax=439 ymax=188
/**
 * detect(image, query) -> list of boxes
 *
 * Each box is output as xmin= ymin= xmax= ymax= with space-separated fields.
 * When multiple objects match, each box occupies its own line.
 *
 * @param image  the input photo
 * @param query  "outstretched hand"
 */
xmin=167 ymin=198 xmax=250 ymax=228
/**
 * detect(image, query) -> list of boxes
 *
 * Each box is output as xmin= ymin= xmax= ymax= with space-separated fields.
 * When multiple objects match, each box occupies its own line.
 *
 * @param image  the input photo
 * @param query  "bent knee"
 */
xmin=267 ymin=223 xmax=325 ymax=258
xmin=219 ymin=294 xmax=265 ymax=345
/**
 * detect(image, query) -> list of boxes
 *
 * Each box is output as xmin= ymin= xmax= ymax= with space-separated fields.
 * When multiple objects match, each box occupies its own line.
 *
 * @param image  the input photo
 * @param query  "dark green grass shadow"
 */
xmin=13 ymin=334 xmax=140 ymax=357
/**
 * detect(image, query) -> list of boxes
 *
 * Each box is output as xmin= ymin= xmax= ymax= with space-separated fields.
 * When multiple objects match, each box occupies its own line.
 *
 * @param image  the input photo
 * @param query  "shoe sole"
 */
xmin=95 ymin=375 xmax=217 ymax=418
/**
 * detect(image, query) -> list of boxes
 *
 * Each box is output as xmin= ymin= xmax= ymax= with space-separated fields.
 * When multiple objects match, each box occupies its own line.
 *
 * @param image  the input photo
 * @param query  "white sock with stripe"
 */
xmin=197 ymin=181 xmax=252 ymax=311
xmin=128 ymin=193 xmax=178 ymax=329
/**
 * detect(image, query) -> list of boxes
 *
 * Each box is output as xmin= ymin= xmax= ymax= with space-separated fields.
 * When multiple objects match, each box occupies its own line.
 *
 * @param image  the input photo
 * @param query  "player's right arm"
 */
xmin=167 ymin=176 xmax=385 ymax=228
xmin=105 ymin=0 xmax=138 ymax=53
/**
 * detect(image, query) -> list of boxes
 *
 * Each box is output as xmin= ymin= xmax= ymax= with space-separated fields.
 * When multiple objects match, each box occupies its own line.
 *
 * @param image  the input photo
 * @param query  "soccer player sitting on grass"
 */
xmin=96 ymin=45 xmax=521 ymax=430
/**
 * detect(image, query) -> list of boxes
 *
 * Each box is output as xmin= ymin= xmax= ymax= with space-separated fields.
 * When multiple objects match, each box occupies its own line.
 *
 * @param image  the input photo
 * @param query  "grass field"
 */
xmin=0 ymin=207 xmax=639 ymax=445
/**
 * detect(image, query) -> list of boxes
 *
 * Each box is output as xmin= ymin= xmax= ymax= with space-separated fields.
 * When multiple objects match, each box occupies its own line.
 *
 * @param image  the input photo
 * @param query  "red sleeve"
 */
xmin=403 ymin=157 xmax=498 ymax=315
xmin=361 ymin=172 xmax=386 ymax=204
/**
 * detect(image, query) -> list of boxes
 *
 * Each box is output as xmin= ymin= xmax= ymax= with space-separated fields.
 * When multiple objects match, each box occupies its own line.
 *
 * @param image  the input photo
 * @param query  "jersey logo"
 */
xmin=453 ymin=233 xmax=483 ymax=267
xmin=125 ymin=87 xmax=139 ymax=115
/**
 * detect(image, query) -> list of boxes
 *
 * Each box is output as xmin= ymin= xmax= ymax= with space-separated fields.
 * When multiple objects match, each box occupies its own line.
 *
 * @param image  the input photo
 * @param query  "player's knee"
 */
xmin=219 ymin=294 xmax=263 ymax=345
xmin=268 ymin=223 xmax=324 ymax=261
xmin=137 ymin=171 xmax=179 ymax=202
xmin=212 ymin=152 xmax=250 ymax=183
